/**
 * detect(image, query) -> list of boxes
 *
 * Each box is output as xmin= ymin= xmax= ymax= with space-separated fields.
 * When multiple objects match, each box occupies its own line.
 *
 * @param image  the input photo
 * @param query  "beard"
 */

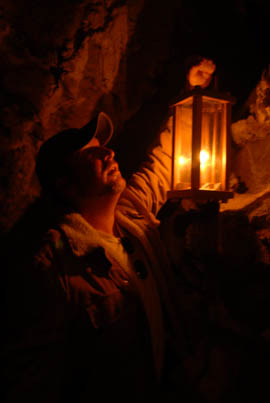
xmin=71 ymin=174 xmax=126 ymax=201
xmin=102 ymin=174 xmax=126 ymax=196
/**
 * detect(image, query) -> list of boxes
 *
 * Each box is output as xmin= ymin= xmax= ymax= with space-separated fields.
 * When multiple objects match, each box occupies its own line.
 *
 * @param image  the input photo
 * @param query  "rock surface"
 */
xmin=230 ymin=67 xmax=270 ymax=193
xmin=0 ymin=0 xmax=181 ymax=232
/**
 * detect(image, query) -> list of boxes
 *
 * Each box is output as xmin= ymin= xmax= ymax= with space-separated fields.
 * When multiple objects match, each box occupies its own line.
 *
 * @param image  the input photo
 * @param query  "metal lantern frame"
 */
xmin=167 ymin=87 xmax=235 ymax=202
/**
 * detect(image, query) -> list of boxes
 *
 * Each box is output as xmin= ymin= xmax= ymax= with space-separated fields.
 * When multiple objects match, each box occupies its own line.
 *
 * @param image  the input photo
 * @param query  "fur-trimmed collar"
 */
xmin=59 ymin=212 xmax=103 ymax=257
xmin=58 ymin=195 xmax=158 ymax=259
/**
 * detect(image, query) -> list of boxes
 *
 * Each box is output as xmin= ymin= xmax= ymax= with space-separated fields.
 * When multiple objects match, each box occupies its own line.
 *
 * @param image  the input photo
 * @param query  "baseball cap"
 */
xmin=36 ymin=111 xmax=114 ymax=191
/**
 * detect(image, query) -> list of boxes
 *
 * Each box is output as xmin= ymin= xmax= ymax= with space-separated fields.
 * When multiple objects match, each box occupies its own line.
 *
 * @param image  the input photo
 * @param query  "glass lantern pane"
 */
xmin=200 ymin=97 xmax=227 ymax=191
xmin=174 ymin=97 xmax=193 ymax=190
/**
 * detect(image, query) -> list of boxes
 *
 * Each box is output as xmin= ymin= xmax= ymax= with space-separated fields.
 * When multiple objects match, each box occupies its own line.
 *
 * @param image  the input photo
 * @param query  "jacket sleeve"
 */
xmin=119 ymin=117 xmax=173 ymax=217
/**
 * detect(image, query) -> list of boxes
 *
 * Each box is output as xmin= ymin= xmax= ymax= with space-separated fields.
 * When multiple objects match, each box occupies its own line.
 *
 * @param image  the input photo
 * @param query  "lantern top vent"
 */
xmin=171 ymin=86 xmax=236 ymax=108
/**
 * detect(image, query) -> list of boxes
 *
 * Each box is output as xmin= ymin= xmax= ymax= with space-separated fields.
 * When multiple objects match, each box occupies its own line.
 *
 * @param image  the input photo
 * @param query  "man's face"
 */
xmin=67 ymin=137 xmax=126 ymax=198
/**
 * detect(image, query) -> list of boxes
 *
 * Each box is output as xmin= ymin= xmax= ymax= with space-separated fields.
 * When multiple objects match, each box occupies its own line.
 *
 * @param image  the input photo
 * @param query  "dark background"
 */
xmin=176 ymin=0 xmax=269 ymax=117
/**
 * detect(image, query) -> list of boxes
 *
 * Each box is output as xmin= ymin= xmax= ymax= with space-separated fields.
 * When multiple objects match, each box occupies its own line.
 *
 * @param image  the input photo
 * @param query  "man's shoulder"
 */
xmin=33 ymin=227 xmax=67 ymax=269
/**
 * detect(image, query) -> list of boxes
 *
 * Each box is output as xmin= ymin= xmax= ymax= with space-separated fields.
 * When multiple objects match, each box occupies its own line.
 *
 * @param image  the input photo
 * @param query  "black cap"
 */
xmin=36 ymin=111 xmax=113 ymax=191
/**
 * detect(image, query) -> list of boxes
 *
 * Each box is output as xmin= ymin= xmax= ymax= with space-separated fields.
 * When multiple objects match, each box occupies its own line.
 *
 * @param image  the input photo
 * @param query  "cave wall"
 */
xmin=0 ymin=0 xmax=187 ymax=234
xmin=0 ymin=0 xmax=137 ymax=232
xmin=231 ymin=67 xmax=270 ymax=194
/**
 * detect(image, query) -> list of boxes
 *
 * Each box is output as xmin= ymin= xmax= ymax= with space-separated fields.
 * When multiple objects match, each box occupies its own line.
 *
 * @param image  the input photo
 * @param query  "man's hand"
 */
xmin=188 ymin=58 xmax=216 ymax=89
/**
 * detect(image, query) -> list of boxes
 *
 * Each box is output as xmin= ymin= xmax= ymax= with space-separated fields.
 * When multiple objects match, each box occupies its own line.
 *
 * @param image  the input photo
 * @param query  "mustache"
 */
xmin=104 ymin=160 xmax=119 ymax=173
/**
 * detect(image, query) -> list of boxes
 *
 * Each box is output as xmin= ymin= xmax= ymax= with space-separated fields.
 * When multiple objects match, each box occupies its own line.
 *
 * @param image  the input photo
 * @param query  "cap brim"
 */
xmin=81 ymin=111 xmax=114 ymax=146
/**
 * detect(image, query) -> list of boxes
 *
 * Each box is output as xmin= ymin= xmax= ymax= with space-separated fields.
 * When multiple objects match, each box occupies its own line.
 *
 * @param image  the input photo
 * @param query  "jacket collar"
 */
xmin=58 ymin=200 xmax=157 ymax=258
xmin=59 ymin=212 xmax=102 ymax=257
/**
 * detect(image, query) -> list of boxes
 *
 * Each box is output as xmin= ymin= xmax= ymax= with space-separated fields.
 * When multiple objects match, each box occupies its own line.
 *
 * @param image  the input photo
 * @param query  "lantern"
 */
xmin=167 ymin=87 xmax=235 ymax=202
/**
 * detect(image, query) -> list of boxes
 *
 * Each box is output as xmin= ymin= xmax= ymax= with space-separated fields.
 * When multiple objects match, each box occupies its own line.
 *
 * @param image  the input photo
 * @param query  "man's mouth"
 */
xmin=107 ymin=163 xmax=120 ymax=175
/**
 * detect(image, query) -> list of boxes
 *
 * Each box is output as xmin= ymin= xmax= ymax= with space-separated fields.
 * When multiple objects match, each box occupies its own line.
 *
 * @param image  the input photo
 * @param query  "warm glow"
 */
xmin=178 ymin=156 xmax=186 ymax=165
xmin=200 ymin=149 xmax=209 ymax=167
xmin=178 ymin=152 xmax=210 ymax=168
xmin=170 ymin=91 xmax=233 ymax=200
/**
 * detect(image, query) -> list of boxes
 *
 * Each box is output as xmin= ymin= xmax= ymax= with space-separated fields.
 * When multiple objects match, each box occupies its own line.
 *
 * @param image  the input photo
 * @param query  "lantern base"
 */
xmin=167 ymin=189 xmax=234 ymax=202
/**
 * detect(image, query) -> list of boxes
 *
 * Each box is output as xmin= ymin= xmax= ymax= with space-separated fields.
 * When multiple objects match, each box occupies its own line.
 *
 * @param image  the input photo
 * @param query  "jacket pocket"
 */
xmin=85 ymin=289 xmax=124 ymax=329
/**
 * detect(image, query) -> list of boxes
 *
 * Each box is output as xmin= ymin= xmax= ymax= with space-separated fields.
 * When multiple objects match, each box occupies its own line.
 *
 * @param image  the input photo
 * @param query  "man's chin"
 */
xmin=107 ymin=176 xmax=126 ymax=195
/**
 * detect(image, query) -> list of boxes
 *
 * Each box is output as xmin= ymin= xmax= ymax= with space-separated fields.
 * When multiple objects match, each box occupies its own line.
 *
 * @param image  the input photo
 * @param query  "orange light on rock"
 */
xmin=168 ymin=86 xmax=235 ymax=202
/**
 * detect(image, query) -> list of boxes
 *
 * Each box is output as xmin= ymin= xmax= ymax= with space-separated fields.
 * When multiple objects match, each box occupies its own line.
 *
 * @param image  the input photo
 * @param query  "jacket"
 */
xmin=4 ymin=120 xmax=183 ymax=402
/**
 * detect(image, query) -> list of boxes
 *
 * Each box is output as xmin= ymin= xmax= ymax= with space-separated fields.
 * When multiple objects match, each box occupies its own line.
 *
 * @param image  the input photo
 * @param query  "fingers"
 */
xmin=188 ymin=59 xmax=216 ymax=89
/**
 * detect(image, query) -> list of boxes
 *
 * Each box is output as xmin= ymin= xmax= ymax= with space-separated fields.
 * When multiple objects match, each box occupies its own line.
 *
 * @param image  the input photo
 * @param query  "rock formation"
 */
xmin=0 ymin=0 xmax=181 ymax=232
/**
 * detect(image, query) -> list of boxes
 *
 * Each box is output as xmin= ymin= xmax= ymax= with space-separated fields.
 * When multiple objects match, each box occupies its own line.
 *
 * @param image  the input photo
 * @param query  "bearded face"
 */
xmin=66 ymin=140 xmax=126 ymax=199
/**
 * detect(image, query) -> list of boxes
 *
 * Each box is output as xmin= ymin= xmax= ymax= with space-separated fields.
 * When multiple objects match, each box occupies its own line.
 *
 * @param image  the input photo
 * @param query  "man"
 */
xmin=4 ymin=58 xmax=216 ymax=403
xmin=4 ymin=110 xmax=183 ymax=403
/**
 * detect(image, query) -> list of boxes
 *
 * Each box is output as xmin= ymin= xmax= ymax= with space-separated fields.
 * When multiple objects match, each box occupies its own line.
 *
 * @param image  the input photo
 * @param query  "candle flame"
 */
xmin=200 ymin=150 xmax=209 ymax=166
xmin=178 ymin=150 xmax=209 ymax=168
xmin=178 ymin=156 xmax=186 ymax=165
